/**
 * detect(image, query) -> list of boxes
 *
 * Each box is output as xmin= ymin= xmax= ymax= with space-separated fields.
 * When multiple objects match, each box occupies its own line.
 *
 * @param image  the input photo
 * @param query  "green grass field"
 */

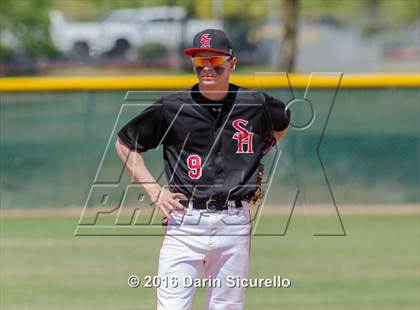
xmin=1 ymin=210 xmax=419 ymax=309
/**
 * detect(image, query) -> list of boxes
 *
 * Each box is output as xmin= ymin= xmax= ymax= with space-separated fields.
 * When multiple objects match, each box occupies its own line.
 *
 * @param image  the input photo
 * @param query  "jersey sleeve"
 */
xmin=117 ymin=98 xmax=167 ymax=152
xmin=262 ymin=92 xmax=291 ymax=132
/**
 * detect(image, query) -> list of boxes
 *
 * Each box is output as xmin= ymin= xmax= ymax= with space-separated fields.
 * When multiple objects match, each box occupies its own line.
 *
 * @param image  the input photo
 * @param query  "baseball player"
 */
xmin=115 ymin=29 xmax=290 ymax=310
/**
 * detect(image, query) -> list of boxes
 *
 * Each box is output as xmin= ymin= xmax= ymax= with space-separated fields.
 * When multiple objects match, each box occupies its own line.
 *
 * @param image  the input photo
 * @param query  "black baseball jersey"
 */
xmin=117 ymin=83 xmax=290 ymax=200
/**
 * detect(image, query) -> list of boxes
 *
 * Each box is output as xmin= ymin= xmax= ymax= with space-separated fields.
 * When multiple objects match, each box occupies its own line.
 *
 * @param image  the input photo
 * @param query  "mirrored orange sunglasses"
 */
xmin=192 ymin=56 xmax=231 ymax=68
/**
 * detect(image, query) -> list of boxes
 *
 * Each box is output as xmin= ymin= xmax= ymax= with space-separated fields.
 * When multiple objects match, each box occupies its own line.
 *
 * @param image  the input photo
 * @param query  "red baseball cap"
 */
xmin=184 ymin=29 xmax=235 ymax=57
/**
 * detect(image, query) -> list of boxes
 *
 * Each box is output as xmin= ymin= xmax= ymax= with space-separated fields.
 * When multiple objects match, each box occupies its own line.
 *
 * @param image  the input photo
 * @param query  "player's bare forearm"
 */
xmin=115 ymin=138 xmax=186 ymax=218
xmin=115 ymin=138 xmax=161 ymax=200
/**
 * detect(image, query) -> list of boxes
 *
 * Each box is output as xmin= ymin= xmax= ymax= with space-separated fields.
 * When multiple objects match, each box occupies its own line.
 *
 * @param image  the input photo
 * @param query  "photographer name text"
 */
xmin=128 ymin=275 xmax=291 ymax=288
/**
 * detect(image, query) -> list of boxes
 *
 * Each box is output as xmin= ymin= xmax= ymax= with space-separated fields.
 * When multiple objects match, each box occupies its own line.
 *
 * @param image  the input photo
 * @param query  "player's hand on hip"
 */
xmin=153 ymin=188 xmax=187 ymax=219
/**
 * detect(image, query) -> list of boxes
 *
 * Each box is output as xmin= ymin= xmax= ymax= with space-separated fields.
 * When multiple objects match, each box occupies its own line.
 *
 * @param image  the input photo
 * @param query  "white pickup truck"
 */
xmin=49 ymin=6 xmax=223 ymax=58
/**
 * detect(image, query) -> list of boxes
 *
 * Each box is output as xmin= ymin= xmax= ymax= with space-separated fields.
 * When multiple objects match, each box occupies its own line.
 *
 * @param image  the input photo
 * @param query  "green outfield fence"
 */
xmin=0 ymin=74 xmax=418 ymax=208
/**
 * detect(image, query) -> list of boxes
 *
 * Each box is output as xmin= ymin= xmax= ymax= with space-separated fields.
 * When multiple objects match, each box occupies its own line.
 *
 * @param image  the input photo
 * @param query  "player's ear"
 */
xmin=230 ymin=57 xmax=237 ymax=71
xmin=191 ymin=57 xmax=196 ymax=73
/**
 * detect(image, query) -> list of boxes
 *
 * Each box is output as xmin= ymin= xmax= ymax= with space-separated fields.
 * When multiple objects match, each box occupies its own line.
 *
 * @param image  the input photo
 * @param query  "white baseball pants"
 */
xmin=157 ymin=201 xmax=252 ymax=310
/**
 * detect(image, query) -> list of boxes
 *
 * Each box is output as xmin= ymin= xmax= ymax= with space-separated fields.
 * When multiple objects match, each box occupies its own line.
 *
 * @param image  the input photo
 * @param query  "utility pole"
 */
xmin=213 ymin=0 xmax=224 ymax=28
xmin=279 ymin=0 xmax=299 ymax=72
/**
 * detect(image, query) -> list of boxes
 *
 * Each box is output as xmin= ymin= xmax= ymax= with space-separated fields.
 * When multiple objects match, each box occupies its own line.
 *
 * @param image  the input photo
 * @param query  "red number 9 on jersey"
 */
xmin=187 ymin=154 xmax=202 ymax=180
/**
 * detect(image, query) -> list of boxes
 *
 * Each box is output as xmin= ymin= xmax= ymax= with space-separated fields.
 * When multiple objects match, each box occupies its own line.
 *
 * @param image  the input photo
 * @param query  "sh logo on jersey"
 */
xmin=200 ymin=33 xmax=211 ymax=48
xmin=232 ymin=119 xmax=254 ymax=154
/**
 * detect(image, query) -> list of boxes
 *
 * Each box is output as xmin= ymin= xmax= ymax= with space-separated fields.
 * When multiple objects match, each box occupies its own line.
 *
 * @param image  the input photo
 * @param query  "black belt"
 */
xmin=179 ymin=199 xmax=243 ymax=211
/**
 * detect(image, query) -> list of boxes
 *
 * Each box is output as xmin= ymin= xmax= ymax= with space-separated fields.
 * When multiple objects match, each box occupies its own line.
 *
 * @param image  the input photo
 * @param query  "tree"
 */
xmin=0 ymin=0 xmax=58 ymax=59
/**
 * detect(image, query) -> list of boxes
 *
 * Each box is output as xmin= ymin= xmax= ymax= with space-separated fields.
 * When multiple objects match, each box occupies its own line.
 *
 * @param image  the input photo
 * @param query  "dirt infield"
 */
xmin=1 ymin=204 xmax=418 ymax=219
